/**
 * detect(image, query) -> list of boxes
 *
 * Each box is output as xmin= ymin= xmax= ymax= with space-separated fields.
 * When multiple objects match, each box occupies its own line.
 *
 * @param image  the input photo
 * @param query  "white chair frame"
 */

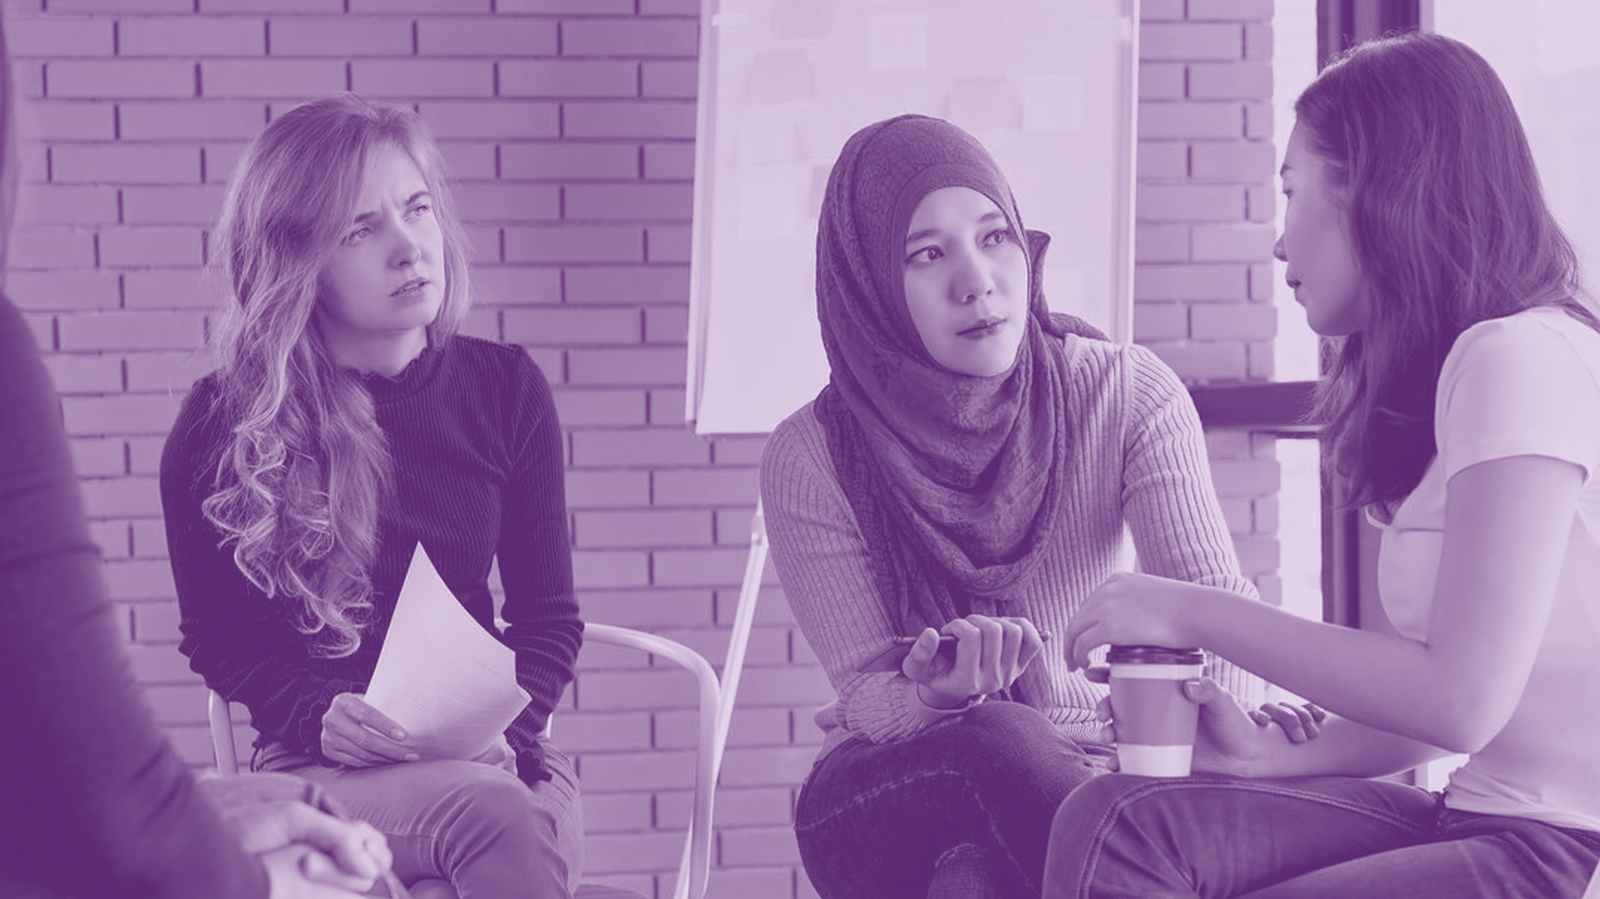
xmin=208 ymin=501 xmax=768 ymax=899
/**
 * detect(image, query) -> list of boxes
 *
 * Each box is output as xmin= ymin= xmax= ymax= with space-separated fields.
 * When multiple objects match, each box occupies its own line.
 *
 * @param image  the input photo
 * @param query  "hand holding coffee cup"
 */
xmin=1107 ymin=645 xmax=1206 ymax=777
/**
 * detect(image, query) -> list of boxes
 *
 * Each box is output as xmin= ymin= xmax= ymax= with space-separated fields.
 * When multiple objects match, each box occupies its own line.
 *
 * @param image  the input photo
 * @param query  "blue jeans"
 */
xmin=796 ymin=701 xmax=1113 ymax=899
xmin=257 ymin=741 xmax=583 ymax=899
xmin=1044 ymin=773 xmax=1600 ymax=898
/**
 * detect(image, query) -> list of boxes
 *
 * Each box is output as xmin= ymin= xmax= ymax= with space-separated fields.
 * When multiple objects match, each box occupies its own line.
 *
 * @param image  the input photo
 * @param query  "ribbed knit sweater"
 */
xmin=160 ymin=336 xmax=582 ymax=769
xmin=2 ymin=296 xmax=268 ymax=898
xmin=762 ymin=335 xmax=1265 ymax=761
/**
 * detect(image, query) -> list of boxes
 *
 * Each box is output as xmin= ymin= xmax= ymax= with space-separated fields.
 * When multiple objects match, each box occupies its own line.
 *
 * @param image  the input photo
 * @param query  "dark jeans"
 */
xmin=1044 ymin=773 xmax=1600 ymax=898
xmin=797 ymin=701 xmax=1113 ymax=899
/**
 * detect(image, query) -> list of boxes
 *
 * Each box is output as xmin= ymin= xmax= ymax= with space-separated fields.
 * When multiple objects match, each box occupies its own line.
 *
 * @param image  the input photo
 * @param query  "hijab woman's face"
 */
xmin=902 ymin=186 xmax=1028 ymax=377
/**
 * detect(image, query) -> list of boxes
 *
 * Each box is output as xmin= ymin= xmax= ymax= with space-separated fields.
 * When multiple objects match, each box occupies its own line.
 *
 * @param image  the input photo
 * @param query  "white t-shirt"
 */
xmin=1374 ymin=306 xmax=1600 ymax=832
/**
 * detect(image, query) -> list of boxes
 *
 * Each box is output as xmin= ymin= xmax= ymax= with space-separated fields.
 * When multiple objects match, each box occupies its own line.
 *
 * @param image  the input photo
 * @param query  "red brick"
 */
xmin=202 ymin=0 xmax=342 ymax=9
xmin=127 ymin=436 xmax=172 ymax=476
xmin=702 ymin=866 xmax=794 ymax=899
xmin=497 ymin=0 xmax=632 ymax=11
xmin=640 ymin=0 xmax=698 ymax=12
xmin=1139 ymin=0 xmax=1185 ymax=19
xmin=1244 ymin=23 xmax=1273 ymax=62
xmin=123 ymin=269 xmax=215 ymax=310
xmin=132 ymin=519 xmax=170 ymax=559
xmin=1233 ymin=534 xmax=1281 ymax=575
xmin=46 ymin=60 xmax=195 ymax=99
xmin=1135 ymin=263 xmax=1248 ymax=301
xmin=63 ymin=392 xmax=185 ymax=438
xmin=142 ymin=683 xmax=211 ymax=725
xmin=99 ymin=227 xmax=205 ymax=268
xmin=572 ymin=549 xmax=651 ymax=589
xmin=58 ymin=310 xmax=205 ymax=352
xmin=552 ymin=388 xmax=647 ymax=428
xmin=499 ymin=59 xmax=636 ymax=99
xmin=435 ymin=140 xmax=497 ymax=180
xmin=1139 ymin=62 xmax=1185 ymax=100
xmin=352 ymin=59 xmax=495 ymax=98
xmin=565 ymin=469 xmax=650 ymax=508
xmin=52 ymin=143 xmax=202 ymax=184
xmin=568 ymin=346 xmax=686 ymax=387
xmin=500 ymin=142 xmax=639 ymax=181
xmin=1136 ymin=140 xmax=1187 ymax=181
xmin=708 ymin=435 xmax=766 ymax=466
xmin=120 ymin=640 xmax=200 ymax=685
xmin=79 ymin=476 xmax=164 ymax=519
xmin=652 ymin=546 xmax=749 ymax=587
xmin=120 ymin=17 xmax=266 ymax=56
xmin=1135 ymin=222 xmax=1189 ymax=263
xmin=126 ymin=351 xmax=214 ymax=393
xmin=348 ymin=0 xmax=490 ymax=10
xmin=565 ymin=265 xmax=689 ymax=305
xmin=716 ymin=820 xmax=805 ymax=863
xmin=505 ymin=307 xmax=640 ymax=345
xmin=726 ymin=666 xmax=831 ymax=710
xmin=119 ymin=185 xmax=227 ymax=227
xmin=17 ymin=100 xmax=115 ymax=139
xmin=8 ymin=228 xmax=96 ymax=270
xmin=265 ymin=16 xmax=413 ymax=56
xmin=547 ymin=710 xmax=651 ymax=754
xmin=651 ymin=467 xmax=758 ymax=507
xmin=45 ymin=354 xmax=122 ymax=394
xmin=574 ymin=508 xmax=712 ymax=549
xmin=1132 ymin=301 xmax=1188 ymax=341
xmin=566 ymin=183 xmax=692 ymax=222
xmin=5 ymin=17 xmax=115 ymax=57
xmin=450 ymin=181 xmax=559 ymax=225
xmin=7 ymin=270 xmax=121 ymax=311
xmin=582 ymin=828 xmax=685 ymax=876
xmin=1191 ymin=222 xmax=1274 ymax=263
xmin=1139 ymin=100 xmax=1244 ymax=140
xmin=649 ymin=387 xmax=687 ymax=427
xmin=45 ymin=0 xmax=189 ymax=11
xmin=505 ymin=225 xmax=642 ymax=264
xmin=415 ymin=17 xmax=557 ymax=56
xmin=201 ymin=59 xmax=346 ymax=98
xmin=13 ymin=58 xmax=44 ymax=101
xmin=1249 ymin=262 xmax=1276 ymax=302
xmin=563 ymin=102 xmax=696 ymax=140
xmin=1143 ymin=340 xmax=1248 ymax=383
xmin=1189 ymin=138 xmax=1274 ymax=182
xmin=90 ymin=519 xmax=132 ymax=559
xmin=69 ymin=437 xmax=127 ymax=476
xmin=470 ymin=265 xmax=562 ymax=306
xmin=561 ymin=19 xmax=698 ymax=57
xmin=643 ymin=142 xmax=694 ymax=180
xmin=571 ymin=428 xmax=710 ymax=468
xmin=641 ymin=60 xmax=697 ymax=99
xmin=581 ymin=588 xmax=714 ymax=629
xmin=1248 ymin=339 xmax=1276 ymax=379
xmin=657 ymin=784 xmax=790 ymax=828
xmin=1191 ymin=302 xmax=1276 ymax=340
xmin=1140 ymin=23 xmax=1243 ymax=61
xmin=1188 ymin=61 xmax=1272 ymax=100
xmin=15 ymin=184 xmax=119 ymax=225
xmin=1136 ymin=184 xmax=1245 ymax=222
xmin=120 ymin=100 xmax=267 ymax=141
xmin=416 ymin=100 xmax=559 ymax=140
xmin=643 ymin=306 xmax=688 ymax=344
xmin=1245 ymin=184 xmax=1276 ymax=223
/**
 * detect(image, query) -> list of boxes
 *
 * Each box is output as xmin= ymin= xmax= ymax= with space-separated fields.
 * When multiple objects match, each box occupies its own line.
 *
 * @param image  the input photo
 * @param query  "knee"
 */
xmin=436 ymin=765 xmax=560 ymax=845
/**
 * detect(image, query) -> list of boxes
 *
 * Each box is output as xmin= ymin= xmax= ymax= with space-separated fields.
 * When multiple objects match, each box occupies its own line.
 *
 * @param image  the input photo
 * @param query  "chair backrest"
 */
xmin=206 ymin=500 xmax=770 ymax=899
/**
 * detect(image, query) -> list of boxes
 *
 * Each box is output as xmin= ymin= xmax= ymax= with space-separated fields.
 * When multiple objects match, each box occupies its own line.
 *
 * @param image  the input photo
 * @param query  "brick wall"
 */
xmin=7 ymin=1 xmax=1277 ymax=896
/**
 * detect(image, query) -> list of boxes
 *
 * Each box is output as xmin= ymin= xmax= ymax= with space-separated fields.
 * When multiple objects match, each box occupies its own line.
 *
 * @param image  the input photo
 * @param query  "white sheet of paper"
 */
xmin=364 ymin=543 xmax=530 ymax=760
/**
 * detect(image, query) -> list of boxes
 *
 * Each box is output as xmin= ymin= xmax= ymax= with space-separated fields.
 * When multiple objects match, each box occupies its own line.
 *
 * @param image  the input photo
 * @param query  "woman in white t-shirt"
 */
xmin=1043 ymin=32 xmax=1600 ymax=898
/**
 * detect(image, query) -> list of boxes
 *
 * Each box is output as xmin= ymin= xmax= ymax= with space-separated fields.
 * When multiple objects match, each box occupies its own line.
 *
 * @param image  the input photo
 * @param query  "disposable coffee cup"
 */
xmin=1108 ymin=645 xmax=1205 ymax=777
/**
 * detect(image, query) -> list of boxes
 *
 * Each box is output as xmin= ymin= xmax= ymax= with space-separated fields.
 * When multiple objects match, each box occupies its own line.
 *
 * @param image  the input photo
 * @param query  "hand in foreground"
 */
xmin=226 ymin=799 xmax=392 ymax=898
xmin=1250 ymin=700 xmax=1327 ymax=744
xmin=903 ymin=614 xmax=1044 ymax=709
xmin=321 ymin=692 xmax=417 ymax=767
xmin=1063 ymin=572 xmax=1211 ymax=670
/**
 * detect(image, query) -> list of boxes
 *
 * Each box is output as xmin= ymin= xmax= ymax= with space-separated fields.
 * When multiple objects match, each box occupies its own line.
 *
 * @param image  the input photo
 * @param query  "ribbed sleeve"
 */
xmin=762 ymin=335 xmax=1264 ymax=760
xmin=161 ymin=336 xmax=581 ymax=766
xmin=2 ymin=297 xmax=268 ymax=899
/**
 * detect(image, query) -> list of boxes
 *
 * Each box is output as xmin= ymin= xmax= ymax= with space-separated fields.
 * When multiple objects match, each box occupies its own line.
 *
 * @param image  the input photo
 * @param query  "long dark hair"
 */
xmin=1301 ymin=32 xmax=1597 ymax=510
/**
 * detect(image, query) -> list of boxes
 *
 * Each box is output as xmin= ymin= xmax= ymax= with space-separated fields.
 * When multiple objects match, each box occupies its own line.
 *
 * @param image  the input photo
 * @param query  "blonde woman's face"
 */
xmin=319 ymin=143 xmax=445 ymax=366
xmin=902 ymin=187 xmax=1028 ymax=377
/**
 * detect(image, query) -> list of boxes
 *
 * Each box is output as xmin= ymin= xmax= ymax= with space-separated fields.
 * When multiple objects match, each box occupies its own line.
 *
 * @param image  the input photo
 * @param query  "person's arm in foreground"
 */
xmin=0 ymin=297 xmax=385 ymax=898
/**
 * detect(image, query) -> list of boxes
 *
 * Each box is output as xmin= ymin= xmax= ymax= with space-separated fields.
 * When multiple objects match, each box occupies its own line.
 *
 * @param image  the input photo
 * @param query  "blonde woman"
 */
xmin=160 ymin=94 xmax=583 ymax=898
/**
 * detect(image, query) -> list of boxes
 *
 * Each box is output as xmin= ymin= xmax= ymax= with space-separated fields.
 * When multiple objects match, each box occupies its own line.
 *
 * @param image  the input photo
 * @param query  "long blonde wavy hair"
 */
xmin=202 ymin=94 xmax=473 ymax=656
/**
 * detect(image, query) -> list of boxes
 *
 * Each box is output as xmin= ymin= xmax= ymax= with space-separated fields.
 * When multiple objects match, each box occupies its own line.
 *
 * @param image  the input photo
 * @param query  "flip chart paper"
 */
xmin=364 ymin=543 xmax=530 ymax=759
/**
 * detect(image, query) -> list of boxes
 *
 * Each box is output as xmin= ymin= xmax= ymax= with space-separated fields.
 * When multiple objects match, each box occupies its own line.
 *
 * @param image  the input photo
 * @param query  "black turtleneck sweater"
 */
xmin=160 ymin=336 xmax=582 ymax=778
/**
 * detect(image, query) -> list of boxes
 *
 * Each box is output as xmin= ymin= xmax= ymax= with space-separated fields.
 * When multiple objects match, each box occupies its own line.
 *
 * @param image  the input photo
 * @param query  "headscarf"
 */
xmin=813 ymin=114 xmax=1107 ymax=633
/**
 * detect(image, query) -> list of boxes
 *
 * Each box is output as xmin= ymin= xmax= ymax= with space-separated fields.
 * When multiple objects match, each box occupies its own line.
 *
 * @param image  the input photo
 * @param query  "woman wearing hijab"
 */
xmin=760 ymin=114 xmax=1271 ymax=898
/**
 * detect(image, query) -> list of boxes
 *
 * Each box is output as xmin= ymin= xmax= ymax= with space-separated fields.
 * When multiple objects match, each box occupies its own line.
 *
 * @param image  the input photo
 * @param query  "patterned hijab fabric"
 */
xmin=812 ymin=114 xmax=1106 ymax=633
